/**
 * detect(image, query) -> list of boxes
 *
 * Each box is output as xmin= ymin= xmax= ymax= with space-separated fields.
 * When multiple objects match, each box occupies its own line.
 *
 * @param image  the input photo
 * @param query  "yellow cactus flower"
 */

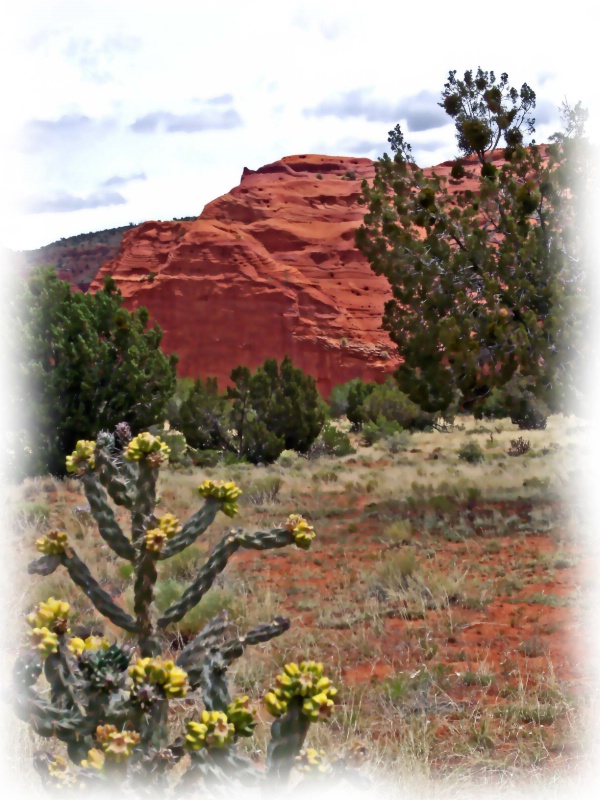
xmin=284 ymin=514 xmax=316 ymax=550
xmin=226 ymin=696 xmax=257 ymax=737
xmin=27 ymin=597 xmax=70 ymax=633
xmin=184 ymin=711 xmax=235 ymax=751
xmin=80 ymin=748 xmax=105 ymax=770
xmin=95 ymin=724 xmax=118 ymax=744
xmin=129 ymin=657 xmax=189 ymax=698
xmin=144 ymin=528 xmax=169 ymax=552
xmin=302 ymin=691 xmax=336 ymax=722
xmin=144 ymin=513 xmax=182 ymax=552
xmin=29 ymin=627 xmax=59 ymax=658
xmin=184 ymin=720 xmax=209 ymax=751
xmin=67 ymin=635 xmax=109 ymax=656
xmin=35 ymin=530 xmax=68 ymax=556
xmin=264 ymin=689 xmax=287 ymax=717
xmin=66 ymin=440 xmax=96 ymax=473
xmin=47 ymin=755 xmax=76 ymax=787
xmin=197 ymin=480 xmax=242 ymax=517
xmin=102 ymin=729 xmax=140 ymax=762
xmin=124 ymin=432 xmax=170 ymax=464
xmin=266 ymin=661 xmax=337 ymax=721
xmin=295 ymin=748 xmax=331 ymax=774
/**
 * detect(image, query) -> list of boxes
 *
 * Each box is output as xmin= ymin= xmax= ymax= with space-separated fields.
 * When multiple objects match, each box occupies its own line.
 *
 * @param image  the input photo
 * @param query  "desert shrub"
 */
xmin=327 ymin=378 xmax=365 ymax=418
xmin=458 ymin=441 xmax=485 ymax=463
xmin=362 ymin=416 xmax=407 ymax=447
xmin=277 ymin=449 xmax=299 ymax=467
xmin=14 ymin=500 xmax=52 ymax=526
xmin=359 ymin=377 xmax=434 ymax=431
xmin=311 ymin=469 xmax=339 ymax=484
xmin=228 ymin=356 xmax=325 ymax=463
xmin=508 ymin=437 xmax=531 ymax=456
xmin=475 ymin=376 xmax=549 ymax=430
xmin=346 ymin=379 xmax=377 ymax=429
xmin=309 ymin=421 xmax=355 ymax=458
xmin=242 ymin=475 xmax=284 ymax=504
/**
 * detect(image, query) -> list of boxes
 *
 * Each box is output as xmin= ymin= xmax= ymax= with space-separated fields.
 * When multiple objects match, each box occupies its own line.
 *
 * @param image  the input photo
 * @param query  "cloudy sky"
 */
xmin=1 ymin=0 xmax=597 ymax=251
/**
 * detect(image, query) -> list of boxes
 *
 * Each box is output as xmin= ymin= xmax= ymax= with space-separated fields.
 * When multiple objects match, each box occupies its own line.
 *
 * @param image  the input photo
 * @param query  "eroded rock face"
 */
xmin=90 ymin=150 xmax=511 ymax=398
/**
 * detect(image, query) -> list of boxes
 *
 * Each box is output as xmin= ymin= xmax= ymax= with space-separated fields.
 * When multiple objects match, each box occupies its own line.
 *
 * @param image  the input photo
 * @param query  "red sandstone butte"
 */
xmin=90 ymin=151 xmax=510 ymax=398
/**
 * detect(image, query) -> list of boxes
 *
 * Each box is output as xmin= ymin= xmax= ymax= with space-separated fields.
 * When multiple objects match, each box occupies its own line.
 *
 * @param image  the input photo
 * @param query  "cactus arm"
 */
xmin=81 ymin=473 xmax=136 ymax=560
xmin=266 ymin=695 xmax=311 ymax=782
xmin=133 ymin=549 xmax=160 ymax=656
xmin=95 ymin=448 xmax=134 ymax=509
xmin=186 ymin=618 xmax=290 ymax=692
xmin=44 ymin=642 xmax=80 ymax=712
xmin=27 ymin=554 xmax=61 ymax=576
xmin=157 ymin=529 xmax=294 ymax=628
xmin=159 ymin=499 xmax=220 ymax=560
xmin=60 ymin=548 xmax=138 ymax=632
xmin=131 ymin=461 xmax=159 ymax=546
xmin=197 ymin=650 xmax=231 ymax=712
xmin=175 ymin=610 xmax=229 ymax=670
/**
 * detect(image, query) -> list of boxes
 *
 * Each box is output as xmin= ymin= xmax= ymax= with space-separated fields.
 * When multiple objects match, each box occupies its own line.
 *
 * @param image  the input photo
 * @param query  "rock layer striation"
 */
xmin=91 ymin=151 xmax=510 ymax=397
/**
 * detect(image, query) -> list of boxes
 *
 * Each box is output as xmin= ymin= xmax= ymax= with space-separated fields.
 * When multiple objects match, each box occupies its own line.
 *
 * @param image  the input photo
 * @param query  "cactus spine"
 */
xmin=13 ymin=428 xmax=365 ymax=794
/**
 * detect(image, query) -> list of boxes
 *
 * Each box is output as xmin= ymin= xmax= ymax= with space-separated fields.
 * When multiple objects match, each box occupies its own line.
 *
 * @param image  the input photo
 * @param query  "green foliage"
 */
xmin=169 ymin=376 xmax=230 ymax=452
xmin=227 ymin=356 xmax=325 ymax=463
xmin=439 ymin=68 xmax=536 ymax=163
xmin=360 ymin=377 xmax=434 ymax=431
xmin=346 ymin=379 xmax=377 ymax=430
xmin=167 ymin=358 xmax=324 ymax=465
xmin=475 ymin=376 xmax=549 ymax=429
xmin=309 ymin=421 xmax=355 ymax=458
xmin=14 ymin=429 xmax=360 ymax=793
xmin=362 ymin=417 xmax=409 ymax=452
xmin=457 ymin=441 xmax=485 ymax=463
xmin=356 ymin=72 xmax=589 ymax=418
xmin=18 ymin=268 xmax=177 ymax=477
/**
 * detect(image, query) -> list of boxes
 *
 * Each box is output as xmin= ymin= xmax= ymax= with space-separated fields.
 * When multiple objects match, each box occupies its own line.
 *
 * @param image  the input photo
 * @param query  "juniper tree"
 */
xmin=19 ymin=267 xmax=177 ymax=476
xmin=356 ymin=70 xmax=588 ymax=417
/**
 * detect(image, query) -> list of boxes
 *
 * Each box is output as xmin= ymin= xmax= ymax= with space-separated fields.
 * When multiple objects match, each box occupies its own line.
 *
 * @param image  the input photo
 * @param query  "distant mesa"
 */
xmin=23 ymin=151 xmax=512 ymax=398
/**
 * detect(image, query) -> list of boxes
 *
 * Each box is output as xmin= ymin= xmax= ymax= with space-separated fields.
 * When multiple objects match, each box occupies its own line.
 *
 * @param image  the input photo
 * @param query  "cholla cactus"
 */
xmin=295 ymin=748 xmax=331 ymax=775
xmin=284 ymin=514 xmax=316 ymax=550
xmin=35 ymin=530 xmax=68 ymax=555
xmin=14 ymin=427 xmax=366 ymax=794
xmin=197 ymin=479 xmax=242 ymax=517
xmin=265 ymin=661 xmax=337 ymax=722
xmin=65 ymin=439 xmax=96 ymax=474
xmin=124 ymin=431 xmax=170 ymax=465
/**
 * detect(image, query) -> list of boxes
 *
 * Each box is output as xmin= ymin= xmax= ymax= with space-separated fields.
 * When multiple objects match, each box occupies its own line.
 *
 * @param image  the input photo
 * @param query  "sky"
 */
xmin=0 ymin=0 xmax=598 ymax=252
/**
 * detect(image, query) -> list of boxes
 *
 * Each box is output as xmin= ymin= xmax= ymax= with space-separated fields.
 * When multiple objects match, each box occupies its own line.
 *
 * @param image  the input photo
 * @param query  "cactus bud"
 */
xmin=129 ymin=657 xmax=189 ymax=699
xmin=284 ymin=514 xmax=316 ymax=550
xmin=27 ymin=597 xmax=70 ymax=634
xmin=80 ymin=748 xmax=105 ymax=770
xmin=114 ymin=421 xmax=132 ymax=448
xmin=67 ymin=635 xmax=110 ymax=656
xmin=35 ymin=530 xmax=68 ymax=556
xmin=66 ymin=440 xmax=96 ymax=474
xmin=267 ymin=661 xmax=336 ymax=720
xmin=144 ymin=513 xmax=182 ymax=552
xmin=184 ymin=711 xmax=235 ymax=750
xmin=197 ymin=480 xmax=242 ymax=517
xmin=124 ymin=432 xmax=170 ymax=464
xmin=226 ymin=696 xmax=257 ymax=737
xmin=295 ymin=748 xmax=331 ymax=774
xmin=102 ymin=729 xmax=140 ymax=762
xmin=29 ymin=627 xmax=59 ymax=658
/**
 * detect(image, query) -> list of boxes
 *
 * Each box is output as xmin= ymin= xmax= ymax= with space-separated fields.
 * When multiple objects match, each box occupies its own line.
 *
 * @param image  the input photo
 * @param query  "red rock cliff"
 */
xmin=90 ymin=151 xmax=510 ymax=398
